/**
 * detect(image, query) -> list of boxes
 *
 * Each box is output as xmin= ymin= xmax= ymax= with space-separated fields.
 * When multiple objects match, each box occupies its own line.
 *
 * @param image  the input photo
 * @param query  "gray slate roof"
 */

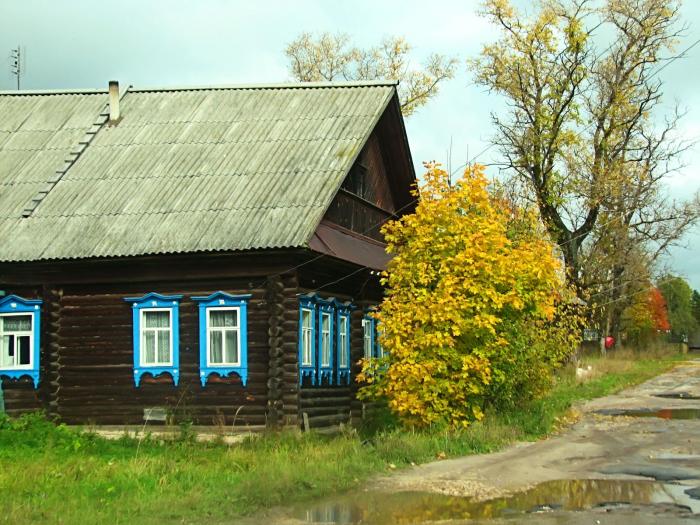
xmin=0 ymin=82 xmax=396 ymax=262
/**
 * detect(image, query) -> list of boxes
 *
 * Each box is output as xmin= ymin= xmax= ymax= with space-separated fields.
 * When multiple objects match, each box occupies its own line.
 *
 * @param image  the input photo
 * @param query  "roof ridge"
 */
xmin=0 ymin=80 xmax=398 ymax=97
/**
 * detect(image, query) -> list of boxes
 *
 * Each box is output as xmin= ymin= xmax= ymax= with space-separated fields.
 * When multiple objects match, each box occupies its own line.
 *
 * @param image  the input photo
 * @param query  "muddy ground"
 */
xmin=250 ymin=359 xmax=700 ymax=524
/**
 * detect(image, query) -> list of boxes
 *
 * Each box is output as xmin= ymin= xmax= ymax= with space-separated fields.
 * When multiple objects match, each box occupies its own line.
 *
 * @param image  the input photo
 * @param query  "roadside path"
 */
xmin=373 ymin=359 xmax=700 ymax=500
xmin=251 ymin=359 xmax=700 ymax=524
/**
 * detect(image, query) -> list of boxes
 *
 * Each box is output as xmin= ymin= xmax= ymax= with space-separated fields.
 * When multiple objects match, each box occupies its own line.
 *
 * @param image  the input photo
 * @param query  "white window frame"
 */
xmin=338 ymin=315 xmax=349 ymax=368
xmin=205 ymin=306 xmax=241 ymax=367
xmin=362 ymin=318 xmax=373 ymax=359
xmin=0 ymin=313 xmax=34 ymax=370
xmin=139 ymin=308 xmax=173 ymax=367
xmin=320 ymin=311 xmax=332 ymax=367
xmin=301 ymin=308 xmax=314 ymax=366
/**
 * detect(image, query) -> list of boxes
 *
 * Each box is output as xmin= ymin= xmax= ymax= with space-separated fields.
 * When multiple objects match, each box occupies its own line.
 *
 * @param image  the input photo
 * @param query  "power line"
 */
xmin=592 ymin=277 xmax=674 ymax=310
xmin=648 ymin=37 xmax=700 ymax=80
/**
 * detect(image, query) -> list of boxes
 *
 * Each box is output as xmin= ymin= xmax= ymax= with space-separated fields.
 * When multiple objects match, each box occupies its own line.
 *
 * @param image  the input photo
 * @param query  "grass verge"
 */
xmin=0 ymin=348 xmax=686 ymax=524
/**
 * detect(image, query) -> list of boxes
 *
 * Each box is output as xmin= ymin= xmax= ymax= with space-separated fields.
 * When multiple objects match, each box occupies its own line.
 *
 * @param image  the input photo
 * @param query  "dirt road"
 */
xmin=255 ymin=359 xmax=700 ymax=524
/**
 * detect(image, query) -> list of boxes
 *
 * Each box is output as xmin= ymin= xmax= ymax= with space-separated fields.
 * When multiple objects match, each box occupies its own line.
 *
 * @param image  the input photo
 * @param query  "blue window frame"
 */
xmin=299 ymin=295 xmax=317 ymax=385
xmin=375 ymin=320 xmax=385 ymax=358
xmin=336 ymin=307 xmax=351 ymax=385
xmin=0 ymin=295 xmax=42 ymax=388
xmin=124 ymin=293 xmax=182 ymax=387
xmin=192 ymin=292 xmax=250 ymax=387
xmin=299 ymin=294 xmax=354 ymax=386
xmin=317 ymin=301 xmax=334 ymax=384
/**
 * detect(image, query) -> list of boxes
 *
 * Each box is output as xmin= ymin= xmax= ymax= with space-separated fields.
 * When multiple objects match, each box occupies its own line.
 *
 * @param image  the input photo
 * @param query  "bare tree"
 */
xmin=285 ymin=32 xmax=457 ymax=116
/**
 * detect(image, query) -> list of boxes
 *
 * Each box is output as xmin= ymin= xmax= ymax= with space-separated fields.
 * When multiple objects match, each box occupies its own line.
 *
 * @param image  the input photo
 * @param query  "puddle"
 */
xmin=292 ymin=479 xmax=699 ymax=524
xmin=595 ymin=408 xmax=700 ymax=419
xmin=655 ymin=392 xmax=700 ymax=400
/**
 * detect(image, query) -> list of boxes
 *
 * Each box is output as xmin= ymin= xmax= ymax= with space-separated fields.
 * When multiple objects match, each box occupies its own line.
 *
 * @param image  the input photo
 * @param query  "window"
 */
xmin=193 ymin=292 xmax=250 ymax=387
xmin=0 ymin=295 xmax=42 ymax=388
xmin=301 ymin=308 xmax=314 ymax=366
xmin=362 ymin=317 xmax=374 ymax=359
xmin=299 ymin=294 xmax=353 ymax=386
xmin=0 ymin=315 xmax=32 ymax=368
xmin=317 ymin=305 xmax=334 ymax=383
xmin=299 ymin=296 xmax=317 ymax=385
xmin=207 ymin=308 xmax=240 ymax=366
xmin=337 ymin=311 xmax=351 ymax=385
xmin=320 ymin=312 xmax=331 ymax=366
xmin=376 ymin=322 xmax=385 ymax=358
xmin=140 ymin=309 xmax=172 ymax=366
xmin=338 ymin=315 xmax=349 ymax=368
xmin=124 ymin=293 xmax=182 ymax=387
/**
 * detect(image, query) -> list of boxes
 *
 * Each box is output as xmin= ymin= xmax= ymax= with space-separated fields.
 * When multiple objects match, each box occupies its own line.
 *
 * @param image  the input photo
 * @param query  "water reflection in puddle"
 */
xmin=655 ymin=392 xmax=700 ymax=400
xmin=295 ymin=479 xmax=697 ymax=524
xmin=595 ymin=408 xmax=700 ymax=419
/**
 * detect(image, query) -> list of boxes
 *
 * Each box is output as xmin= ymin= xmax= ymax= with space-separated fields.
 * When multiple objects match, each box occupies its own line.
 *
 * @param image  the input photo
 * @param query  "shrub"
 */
xmin=358 ymin=163 xmax=581 ymax=427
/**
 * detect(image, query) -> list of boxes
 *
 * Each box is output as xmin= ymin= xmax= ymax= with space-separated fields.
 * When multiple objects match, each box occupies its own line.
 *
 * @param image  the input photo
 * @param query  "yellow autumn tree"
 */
xmin=358 ymin=163 xmax=580 ymax=428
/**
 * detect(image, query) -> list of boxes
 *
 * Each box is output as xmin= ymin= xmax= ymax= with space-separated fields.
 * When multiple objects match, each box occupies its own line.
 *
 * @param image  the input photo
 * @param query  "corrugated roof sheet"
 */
xmin=0 ymin=83 xmax=395 ymax=261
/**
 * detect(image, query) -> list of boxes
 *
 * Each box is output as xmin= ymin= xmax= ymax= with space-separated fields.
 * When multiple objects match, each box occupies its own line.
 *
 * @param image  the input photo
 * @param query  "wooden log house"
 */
xmin=0 ymin=81 xmax=415 ymax=429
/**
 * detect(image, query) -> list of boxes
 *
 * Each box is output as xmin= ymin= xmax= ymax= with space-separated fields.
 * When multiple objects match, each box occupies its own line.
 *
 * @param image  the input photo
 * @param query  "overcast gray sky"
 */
xmin=1 ymin=0 xmax=698 ymax=287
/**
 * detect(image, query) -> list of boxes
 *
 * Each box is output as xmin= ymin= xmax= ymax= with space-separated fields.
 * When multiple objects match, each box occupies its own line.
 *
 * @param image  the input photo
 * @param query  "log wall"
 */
xmin=1 ymin=254 xmax=383 ymax=430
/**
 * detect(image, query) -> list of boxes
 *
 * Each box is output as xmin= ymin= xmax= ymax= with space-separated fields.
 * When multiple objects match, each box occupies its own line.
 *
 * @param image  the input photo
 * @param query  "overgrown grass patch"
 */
xmin=0 ymin=349 xmax=685 ymax=524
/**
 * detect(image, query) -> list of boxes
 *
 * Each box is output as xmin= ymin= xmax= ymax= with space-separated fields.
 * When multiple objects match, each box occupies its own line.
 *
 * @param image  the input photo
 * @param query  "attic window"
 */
xmin=342 ymin=161 xmax=370 ymax=200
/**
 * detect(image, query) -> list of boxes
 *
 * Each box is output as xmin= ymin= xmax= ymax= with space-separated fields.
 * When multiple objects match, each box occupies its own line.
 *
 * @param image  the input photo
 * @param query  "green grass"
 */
xmin=0 ymin=349 xmax=686 ymax=524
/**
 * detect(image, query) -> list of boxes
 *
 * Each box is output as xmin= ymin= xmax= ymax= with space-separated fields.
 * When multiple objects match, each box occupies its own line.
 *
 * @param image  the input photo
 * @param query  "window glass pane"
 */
xmin=144 ymin=311 xmax=169 ymax=328
xmin=302 ymin=328 xmax=311 ymax=365
xmin=224 ymin=330 xmax=239 ymax=364
xmin=209 ymin=330 xmax=223 ymax=364
xmin=302 ymin=309 xmax=311 ymax=328
xmin=0 ymin=335 xmax=13 ymax=367
xmin=210 ymin=310 xmax=237 ymax=328
xmin=321 ymin=313 xmax=331 ymax=366
xmin=143 ymin=331 xmax=156 ymax=364
xmin=322 ymin=333 xmax=330 ymax=366
xmin=18 ymin=336 xmax=31 ymax=365
xmin=157 ymin=331 xmax=170 ymax=363
xmin=3 ymin=315 xmax=31 ymax=332
xmin=339 ymin=317 xmax=348 ymax=368
xmin=363 ymin=320 xmax=373 ymax=359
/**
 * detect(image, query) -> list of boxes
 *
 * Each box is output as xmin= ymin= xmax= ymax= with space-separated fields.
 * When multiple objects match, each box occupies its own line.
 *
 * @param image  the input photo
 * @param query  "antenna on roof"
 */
xmin=10 ymin=45 xmax=23 ymax=90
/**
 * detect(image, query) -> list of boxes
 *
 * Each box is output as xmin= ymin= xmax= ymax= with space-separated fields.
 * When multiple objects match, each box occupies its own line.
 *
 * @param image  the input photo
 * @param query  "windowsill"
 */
xmin=0 ymin=368 xmax=40 ymax=388
xmin=199 ymin=366 xmax=248 ymax=387
xmin=133 ymin=366 xmax=179 ymax=387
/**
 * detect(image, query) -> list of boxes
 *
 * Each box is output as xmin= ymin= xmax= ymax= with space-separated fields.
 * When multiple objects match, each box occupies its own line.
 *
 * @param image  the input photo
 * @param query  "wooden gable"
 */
xmin=310 ymin=97 xmax=416 ymax=269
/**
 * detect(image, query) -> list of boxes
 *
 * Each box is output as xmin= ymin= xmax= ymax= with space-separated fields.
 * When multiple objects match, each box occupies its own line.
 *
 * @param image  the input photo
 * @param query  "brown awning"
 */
xmin=309 ymin=220 xmax=391 ymax=270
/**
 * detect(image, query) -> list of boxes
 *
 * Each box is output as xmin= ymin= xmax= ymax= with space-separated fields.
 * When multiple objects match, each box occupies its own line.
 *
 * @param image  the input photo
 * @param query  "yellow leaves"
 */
xmin=358 ymin=162 xmax=574 ymax=428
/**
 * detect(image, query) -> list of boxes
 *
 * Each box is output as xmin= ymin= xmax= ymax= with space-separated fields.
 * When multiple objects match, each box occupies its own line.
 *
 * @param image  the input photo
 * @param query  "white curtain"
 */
xmin=209 ymin=331 xmax=223 ymax=363
xmin=2 ymin=315 xmax=31 ymax=331
xmin=321 ymin=314 xmax=331 ymax=366
xmin=301 ymin=310 xmax=312 ymax=365
xmin=209 ymin=310 xmax=238 ymax=364
xmin=142 ymin=311 xmax=170 ymax=365
xmin=0 ymin=335 xmax=12 ymax=367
